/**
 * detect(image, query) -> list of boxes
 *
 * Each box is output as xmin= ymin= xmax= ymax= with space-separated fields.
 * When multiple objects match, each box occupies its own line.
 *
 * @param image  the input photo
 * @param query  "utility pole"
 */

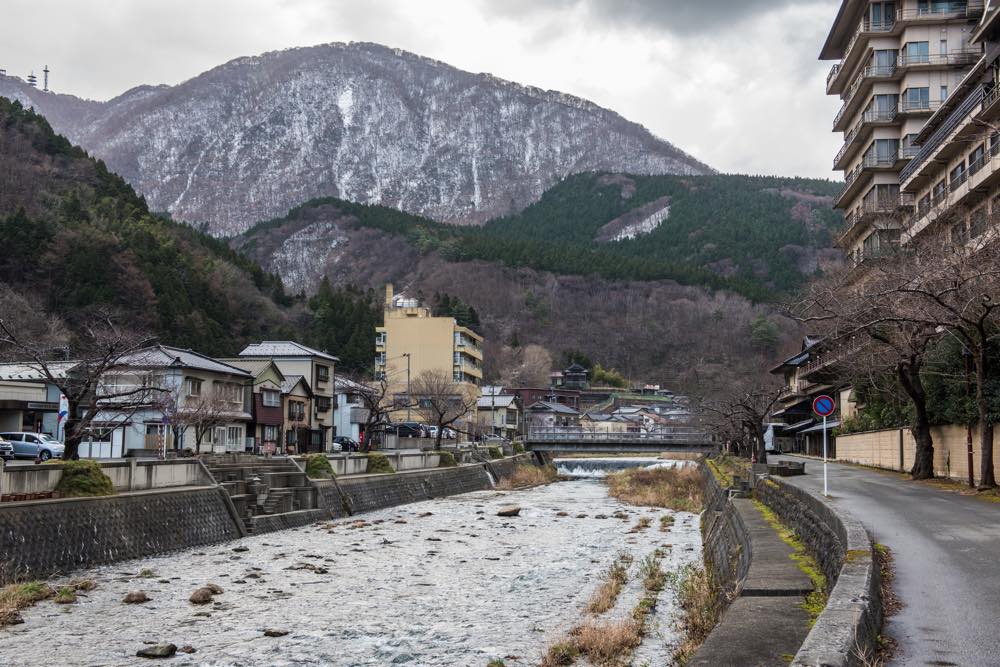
xmin=403 ymin=353 xmax=411 ymax=421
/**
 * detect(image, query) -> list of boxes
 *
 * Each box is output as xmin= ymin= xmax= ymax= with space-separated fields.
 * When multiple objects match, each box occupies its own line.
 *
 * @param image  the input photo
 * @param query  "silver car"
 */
xmin=0 ymin=432 xmax=65 ymax=461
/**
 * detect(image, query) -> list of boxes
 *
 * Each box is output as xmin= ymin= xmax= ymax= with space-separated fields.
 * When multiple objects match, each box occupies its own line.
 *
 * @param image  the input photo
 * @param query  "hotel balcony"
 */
xmin=900 ymin=85 xmax=991 ymax=192
xmin=827 ymin=1 xmax=985 ymax=95
xmin=834 ymin=107 xmax=900 ymax=171
xmin=838 ymin=196 xmax=909 ymax=248
xmin=907 ymin=140 xmax=1000 ymax=239
xmin=836 ymin=152 xmax=903 ymax=208
xmin=833 ymin=64 xmax=900 ymax=132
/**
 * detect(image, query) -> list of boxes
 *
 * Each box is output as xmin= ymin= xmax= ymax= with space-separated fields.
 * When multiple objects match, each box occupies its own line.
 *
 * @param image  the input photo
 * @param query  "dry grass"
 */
xmin=628 ymin=516 xmax=652 ymax=533
xmin=0 ymin=581 xmax=54 ymax=626
xmin=659 ymin=514 xmax=675 ymax=531
xmin=606 ymin=466 xmax=703 ymax=511
xmin=495 ymin=463 xmax=558 ymax=490
xmin=572 ymin=620 xmax=643 ymax=665
xmin=586 ymin=560 xmax=629 ymax=614
xmin=672 ymin=564 xmax=723 ymax=665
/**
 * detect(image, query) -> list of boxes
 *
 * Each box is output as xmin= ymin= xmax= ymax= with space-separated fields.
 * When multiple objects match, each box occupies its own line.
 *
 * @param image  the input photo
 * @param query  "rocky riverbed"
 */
xmin=0 ymin=472 xmax=701 ymax=666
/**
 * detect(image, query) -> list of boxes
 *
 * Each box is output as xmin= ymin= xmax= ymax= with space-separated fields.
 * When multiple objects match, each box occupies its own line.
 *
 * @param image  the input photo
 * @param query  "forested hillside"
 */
xmin=240 ymin=172 xmax=843 ymax=301
xmin=0 ymin=97 xmax=296 ymax=355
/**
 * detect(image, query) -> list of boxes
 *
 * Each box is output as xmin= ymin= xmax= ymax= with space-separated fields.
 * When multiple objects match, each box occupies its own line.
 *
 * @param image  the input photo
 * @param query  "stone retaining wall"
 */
xmin=0 ymin=487 xmax=240 ymax=584
xmin=337 ymin=465 xmax=494 ymax=514
xmin=699 ymin=465 xmax=751 ymax=597
xmin=755 ymin=477 xmax=882 ymax=667
xmin=0 ymin=459 xmax=213 ymax=498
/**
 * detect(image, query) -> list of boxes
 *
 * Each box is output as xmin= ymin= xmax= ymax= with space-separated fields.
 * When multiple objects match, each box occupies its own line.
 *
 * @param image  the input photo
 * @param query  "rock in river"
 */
xmin=123 ymin=591 xmax=150 ymax=604
xmin=136 ymin=643 xmax=177 ymax=659
xmin=496 ymin=506 xmax=521 ymax=517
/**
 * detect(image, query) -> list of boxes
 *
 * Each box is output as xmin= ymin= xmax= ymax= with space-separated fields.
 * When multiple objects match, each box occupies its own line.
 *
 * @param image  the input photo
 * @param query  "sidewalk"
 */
xmin=776 ymin=455 xmax=1000 ymax=666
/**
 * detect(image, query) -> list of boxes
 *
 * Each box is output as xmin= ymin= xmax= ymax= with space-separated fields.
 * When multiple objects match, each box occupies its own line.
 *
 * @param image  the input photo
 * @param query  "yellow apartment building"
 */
xmin=375 ymin=285 xmax=484 ymax=402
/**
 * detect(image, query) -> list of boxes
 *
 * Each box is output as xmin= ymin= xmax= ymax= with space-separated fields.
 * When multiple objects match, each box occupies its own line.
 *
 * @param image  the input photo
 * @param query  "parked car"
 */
xmin=334 ymin=436 xmax=360 ymax=452
xmin=387 ymin=422 xmax=429 ymax=438
xmin=0 ymin=432 xmax=65 ymax=461
xmin=482 ymin=435 xmax=510 ymax=446
xmin=0 ymin=435 xmax=13 ymax=460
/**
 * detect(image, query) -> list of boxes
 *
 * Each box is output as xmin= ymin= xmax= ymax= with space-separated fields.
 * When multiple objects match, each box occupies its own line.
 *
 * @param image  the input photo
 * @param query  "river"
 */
xmin=0 ymin=458 xmax=702 ymax=666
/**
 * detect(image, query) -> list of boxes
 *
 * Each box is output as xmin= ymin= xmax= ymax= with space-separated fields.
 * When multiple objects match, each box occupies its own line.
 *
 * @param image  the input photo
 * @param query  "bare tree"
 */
xmin=161 ymin=387 xmax=233 ymax=454
xmin=410 ymin=369 xmax=479 ymax=449
xmin=351 ymin=375 xmax=393 ymax=450
xmin=0 ymin=286 xmax=161 ymax=460
xmin=790 ymin=264 xmax=940 ymax=479
xmin=700 ymin=376 xmax=783 ymax=464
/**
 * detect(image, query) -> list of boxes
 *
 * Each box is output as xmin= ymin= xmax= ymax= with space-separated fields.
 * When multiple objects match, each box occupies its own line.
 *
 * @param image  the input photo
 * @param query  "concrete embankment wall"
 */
xmin=0 ymin=456 xmax=536 ymax=583
xmin=0 ymin=487 xmax=241 ymax=584
xmin=837 ymin=425 xmax=1000 ymax=485
xmin=694 ymin=463 xmax=882 ymax=667
xmin=755 ymin=477 xmax=882 ymax=667
xmin=0 ymin=459 xmax=214 ymax=497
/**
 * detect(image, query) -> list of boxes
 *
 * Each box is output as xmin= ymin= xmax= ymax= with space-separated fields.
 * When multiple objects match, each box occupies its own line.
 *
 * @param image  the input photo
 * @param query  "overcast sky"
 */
xmin=0 ymin=0 xmax=843 ymax=179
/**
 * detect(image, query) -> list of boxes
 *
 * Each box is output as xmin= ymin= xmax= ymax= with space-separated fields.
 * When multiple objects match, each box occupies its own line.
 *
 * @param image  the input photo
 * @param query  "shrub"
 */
xmin=513 ymin=441 xmax=525 ymax=454
xmin=53 ymin=460 xmax=115 ymax=498
xmin=487 ymin=446 xmax=503 ymax=460
xmin=672 ymin=564 xmax=723 ymax=664
xmin=366 ymin=452 xmax=396 ymax=474
xmin=437 ymin=451 xmax=457 ymax=468
xmin=304 ymin=453 xmax=335 ymax=479
xmin=53 ymin=586 xmax=76 ymax=604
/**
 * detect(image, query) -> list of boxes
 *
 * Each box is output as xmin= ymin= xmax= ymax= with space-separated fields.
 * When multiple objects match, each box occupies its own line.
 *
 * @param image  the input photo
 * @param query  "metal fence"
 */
xmin=526 ymin=428 xmax=714 ymax=445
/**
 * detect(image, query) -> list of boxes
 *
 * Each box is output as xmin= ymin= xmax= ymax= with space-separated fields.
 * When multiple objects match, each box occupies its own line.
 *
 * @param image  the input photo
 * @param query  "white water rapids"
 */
xmin=1 ymin=459 xmax=701 ymax=666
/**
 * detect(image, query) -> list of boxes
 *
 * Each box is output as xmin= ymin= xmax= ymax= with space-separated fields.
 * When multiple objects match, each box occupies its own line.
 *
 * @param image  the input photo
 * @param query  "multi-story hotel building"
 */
xmin=375 ymin=285 xmax=484 ymax=401
xmin=822 ymin=0 xmax=985 ymax=264
xmin=899 ymin=4 xmax=1000 ymax=241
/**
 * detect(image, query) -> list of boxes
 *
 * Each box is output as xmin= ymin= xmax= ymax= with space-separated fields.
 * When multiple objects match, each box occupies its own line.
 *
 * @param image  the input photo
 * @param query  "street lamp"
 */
xmin=402 ymin=353 xmax=411 ymax=421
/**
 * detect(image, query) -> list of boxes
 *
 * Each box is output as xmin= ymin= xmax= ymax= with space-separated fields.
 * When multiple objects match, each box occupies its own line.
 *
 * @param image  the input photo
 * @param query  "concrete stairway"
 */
xmin=202 ymin=455 xmax=320 ymax=533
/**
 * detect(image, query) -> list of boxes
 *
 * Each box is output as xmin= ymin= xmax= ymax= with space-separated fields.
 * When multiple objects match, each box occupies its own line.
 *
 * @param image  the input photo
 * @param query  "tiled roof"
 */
xmin=281 ymin=375 xmax=311 ymax=395
xmin=118 ymin=345 xmax=253 ymax=377
xmin=0 ymin=361 xmax=78 ymax=381
xmin=527 ymin=400 xmax=580 ymax=415
xmin=239 ymin=341 xmax=339 ymax=362
xmin=477 ymin=395 xmax=517 ymax=409
xmin=217 ymin=358 xmax=286 ymax=381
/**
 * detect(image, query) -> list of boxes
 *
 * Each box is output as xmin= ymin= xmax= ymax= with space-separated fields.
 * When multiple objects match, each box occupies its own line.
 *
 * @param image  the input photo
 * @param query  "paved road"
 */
xmin=775 ymin=455 xmax=1000 ymax=667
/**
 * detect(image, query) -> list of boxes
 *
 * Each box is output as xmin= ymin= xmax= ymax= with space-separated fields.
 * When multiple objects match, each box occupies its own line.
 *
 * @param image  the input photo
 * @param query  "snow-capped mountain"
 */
xmin=0 ymin=42 xmax=711 ymax=235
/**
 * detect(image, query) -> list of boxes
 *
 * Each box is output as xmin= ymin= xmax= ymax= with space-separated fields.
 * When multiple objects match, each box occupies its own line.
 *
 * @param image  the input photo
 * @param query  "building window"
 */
xmin=506 ymin=410 xmax=517 ymax=426
xmin=184 ymin=378 xmax=202 ymax=397
xmin=940 ymin=85 xmax=948 ymax=101
xmin=870 ymin=1 xmax=896 ymax=29
xmin=970 ymin=207 xmax=988 ymax=238
xmin=933 ymin=179 xmax=947 ymax=202
xmin=227 ymin=426 xmax=243 ymax=449
xmin=969 ymin=144 xmax=986 ymax=174
xmin=903 ymin=41 xmax=929 ymax=65
xmin=904 ymin=87 xmax=930 ymax=111
xmin=262 ymin=389 xmax=280 ymax=407
xmin=315 ymin=365 xmax=330 ymax=383
xmin=288 ymin=401 xmax=305 ymax=421
xmin=263 ymin=425 xmax=279 ymax=442
xmin=315 ymin=396 xmax=331 ymax=412
xmin=950 ymin=162 xmax=967 ymax=189
xmin=940 ymin=39 xmax=948 ymax=55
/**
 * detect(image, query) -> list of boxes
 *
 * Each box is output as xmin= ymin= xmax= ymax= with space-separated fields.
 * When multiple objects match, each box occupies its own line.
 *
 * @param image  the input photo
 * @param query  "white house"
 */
xmin=96 ymin=345 xmax=253 ymax=455
xmin=332 ymin=376 xmax=372 ymax=444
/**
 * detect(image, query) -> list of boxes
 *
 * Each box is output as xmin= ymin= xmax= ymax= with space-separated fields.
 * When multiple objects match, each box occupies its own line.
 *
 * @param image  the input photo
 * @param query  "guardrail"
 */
xmin=526 ymin=429 xmax=714 ymax=445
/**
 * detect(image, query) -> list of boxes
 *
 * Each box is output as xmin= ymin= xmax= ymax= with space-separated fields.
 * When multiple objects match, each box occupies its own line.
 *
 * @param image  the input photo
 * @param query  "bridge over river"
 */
xmin=525 ymin=428 xmax=717 ymax=454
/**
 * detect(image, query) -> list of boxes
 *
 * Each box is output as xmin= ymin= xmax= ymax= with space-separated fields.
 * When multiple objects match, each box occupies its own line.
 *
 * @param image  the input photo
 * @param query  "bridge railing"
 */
xmin=526 ymin=428 xmax=714 ymax=445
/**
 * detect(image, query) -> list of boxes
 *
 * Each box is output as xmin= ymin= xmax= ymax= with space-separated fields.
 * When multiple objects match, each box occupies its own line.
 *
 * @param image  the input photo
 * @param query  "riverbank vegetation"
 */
xmin=540 ymin=551 xmax=672 ymax=666
xmin=365 ymin=452 xmax=395 ymax=474
xmin=495 ymin=463 xmax=558 ymax=490
xmin=606 ymin=466 xmax=702 ymax=512
xmin=304 ymin=454 xmax=335 ymax=479
xmin=585 ymin=555 xmax=630 ymax=614
xmin=671 ymin=564 xmax=723 ymax=664
xmin=53 ymin=460 xmax=115 ymax=497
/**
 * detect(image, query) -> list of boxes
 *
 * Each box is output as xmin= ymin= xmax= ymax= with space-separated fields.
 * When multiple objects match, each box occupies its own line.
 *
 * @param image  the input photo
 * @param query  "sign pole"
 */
xmin=823 ymin=414 xmax=828 ymax=497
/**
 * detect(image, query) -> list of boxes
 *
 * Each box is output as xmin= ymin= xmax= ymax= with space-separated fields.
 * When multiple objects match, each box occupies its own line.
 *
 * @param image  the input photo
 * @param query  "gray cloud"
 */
xmin=482 ymin=0 xmax=818 ymax=34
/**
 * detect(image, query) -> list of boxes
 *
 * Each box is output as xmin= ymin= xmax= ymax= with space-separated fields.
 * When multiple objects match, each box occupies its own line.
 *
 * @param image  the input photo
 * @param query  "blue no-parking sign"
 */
xmin=813 ymin=395 xmax=836 ymax=418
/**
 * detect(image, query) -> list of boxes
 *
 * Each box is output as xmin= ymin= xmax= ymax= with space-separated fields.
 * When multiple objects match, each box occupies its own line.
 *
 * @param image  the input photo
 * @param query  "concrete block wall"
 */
xmin=699 ymin=469 xmax=752 ymax=597
xmin=0 ymin=487 xmax=241 ymax=584
xmin=837 ymin=425 xmax=1000 ymax=484
xmin=337 ymin=465 xmax=493 ymax=514
xmin=0 ymin=459 xmax=213 ymax=498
